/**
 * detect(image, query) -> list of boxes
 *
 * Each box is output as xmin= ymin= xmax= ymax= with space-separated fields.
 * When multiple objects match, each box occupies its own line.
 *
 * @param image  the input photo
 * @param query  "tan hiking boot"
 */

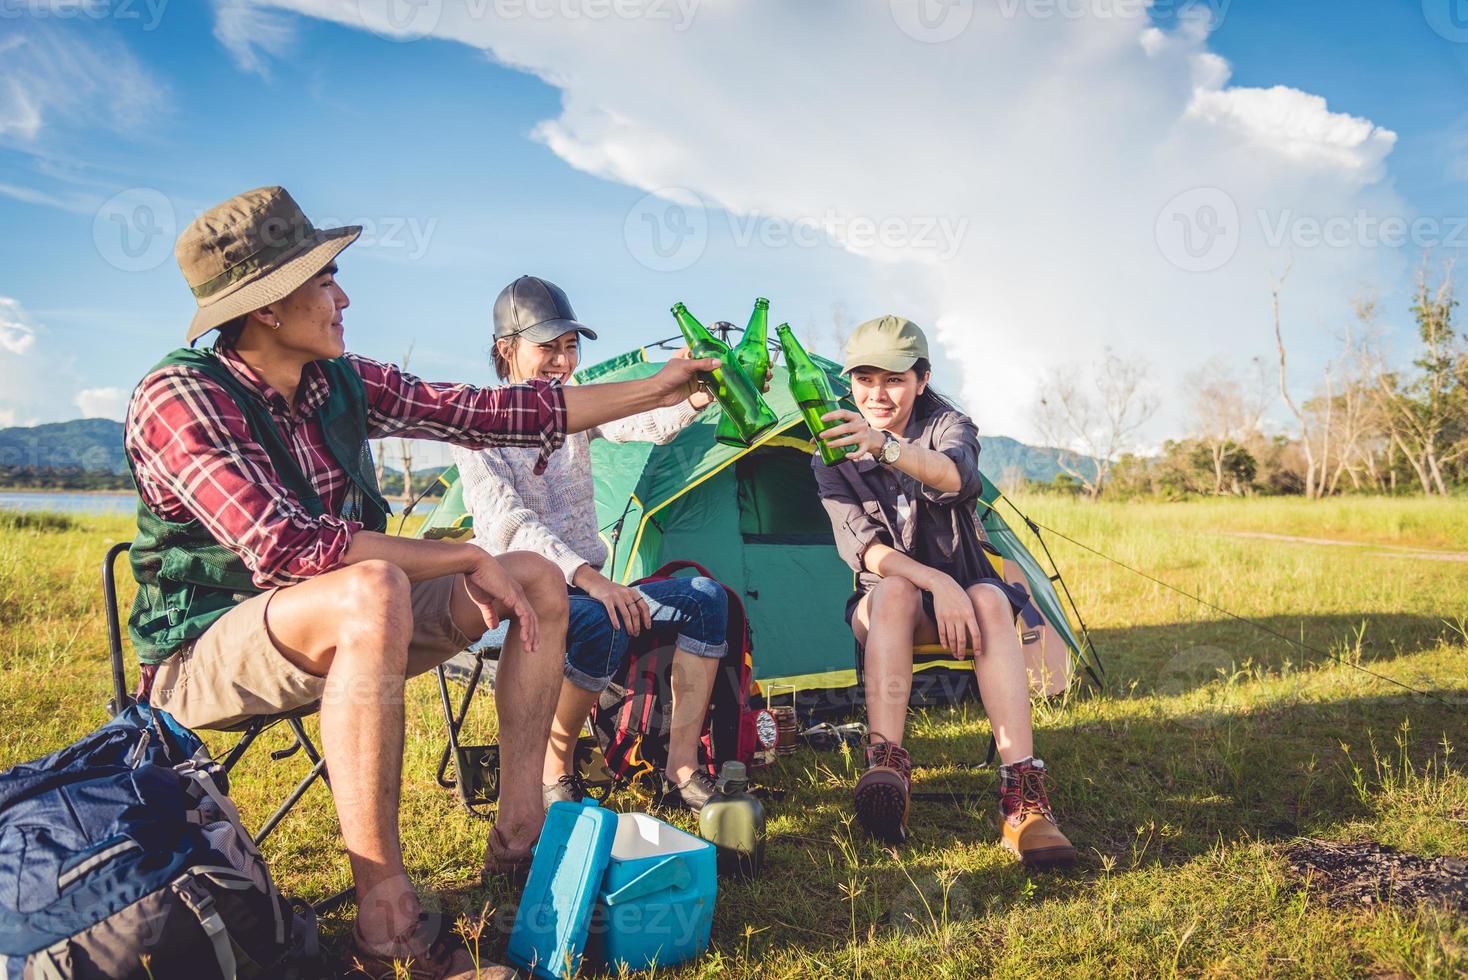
xmin=854 ymin=736 xmax=912 ymax=844
xmin=997 ymin=758 xmax=1076 ymax=869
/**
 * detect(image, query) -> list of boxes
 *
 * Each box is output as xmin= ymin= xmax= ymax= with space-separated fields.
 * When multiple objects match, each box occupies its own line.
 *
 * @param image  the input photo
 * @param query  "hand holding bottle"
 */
xmin=818 ymin=408 xmax=886 ymax=456
xmin=651 ymin=355 xmax=722 ymax=407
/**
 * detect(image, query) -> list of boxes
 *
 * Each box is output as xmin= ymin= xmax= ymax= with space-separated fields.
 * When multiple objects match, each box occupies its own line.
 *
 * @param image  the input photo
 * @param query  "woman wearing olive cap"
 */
xmin=812 ymin=315 xmax=1077 ymax=867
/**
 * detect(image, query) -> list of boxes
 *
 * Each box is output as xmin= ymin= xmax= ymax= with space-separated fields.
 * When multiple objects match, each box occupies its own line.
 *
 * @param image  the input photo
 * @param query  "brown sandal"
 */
xmin=479 ymin=824 xmax=535 ymax=884
xmin=348 ymin=914 xmax=498 ymax=980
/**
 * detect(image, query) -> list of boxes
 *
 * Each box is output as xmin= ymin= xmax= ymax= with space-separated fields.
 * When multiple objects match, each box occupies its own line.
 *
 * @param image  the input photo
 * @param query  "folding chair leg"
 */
xmin=254 ymin=757 xmax=327 ymax=845
xmin=220 ymin=722 xmax=267 ymax=774
xmin=434 ymin=660 xmax=500 ymax=819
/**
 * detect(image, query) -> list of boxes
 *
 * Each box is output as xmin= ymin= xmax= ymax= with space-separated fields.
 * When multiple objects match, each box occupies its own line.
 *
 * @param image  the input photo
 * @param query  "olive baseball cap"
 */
xmin=841 ymin=315 xmax=929 ymax=375
xmin=492 ymin=276 xmax=598 ymax=344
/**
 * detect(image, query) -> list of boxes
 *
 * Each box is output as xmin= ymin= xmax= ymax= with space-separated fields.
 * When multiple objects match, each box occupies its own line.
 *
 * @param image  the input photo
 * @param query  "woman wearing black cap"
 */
xmin=453 ymin=277 xmax=730 ymax=813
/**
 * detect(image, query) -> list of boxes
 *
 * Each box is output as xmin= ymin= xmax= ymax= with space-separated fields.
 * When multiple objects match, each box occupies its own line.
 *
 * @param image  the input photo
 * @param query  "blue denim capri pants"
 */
xmin=563 ymin=575 xmax=729 ymax=692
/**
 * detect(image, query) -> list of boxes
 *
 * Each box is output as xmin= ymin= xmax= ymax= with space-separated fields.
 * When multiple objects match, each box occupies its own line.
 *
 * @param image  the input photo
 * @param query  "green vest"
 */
xmin=128 ymin=349 xmax=391 ymax=664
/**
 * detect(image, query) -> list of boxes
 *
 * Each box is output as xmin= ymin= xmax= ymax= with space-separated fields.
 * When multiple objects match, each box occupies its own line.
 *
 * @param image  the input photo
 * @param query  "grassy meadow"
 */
xmin=1 ymin=496 xmax=1465 ymax=978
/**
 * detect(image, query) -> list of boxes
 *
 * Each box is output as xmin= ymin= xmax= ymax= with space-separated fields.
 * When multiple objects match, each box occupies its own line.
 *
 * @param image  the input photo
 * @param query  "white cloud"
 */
xmin=0 ymin=23 xmax=168 ymax=144
xmin=0 ymin=297 xmax=38 ymax=356
xmin=247 ymin=0 xmax=1410 ymax=441
xmin=211 ymin=0 xmax=299 ymax=77
xmin=0 ymin=297 xmax=111 ymax=427
xmin=74 ymin=386 xmax=129 ymax=420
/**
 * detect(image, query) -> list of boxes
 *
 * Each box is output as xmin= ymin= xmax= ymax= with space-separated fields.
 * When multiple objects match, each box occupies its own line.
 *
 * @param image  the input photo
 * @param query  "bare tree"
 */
xmin=398 ymin=342 xmax=415 ymax=502
xmin=1271 ymin=260 xmax=1329 ymax=499
xmin=1368 ymin=257 xmax=1462 ymax=495
xmin=1032 ymin=348 xmax=1158 ymax=499
xmin=829 ymin=301 xmax=855 ymax=354
xmin=1186 ymin=356 xmax=1270 ymax=494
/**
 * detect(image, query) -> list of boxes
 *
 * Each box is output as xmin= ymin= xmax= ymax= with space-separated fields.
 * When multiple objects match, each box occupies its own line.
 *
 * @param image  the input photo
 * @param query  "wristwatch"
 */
xmin=877 ymin=431 xmax=902 ymax=465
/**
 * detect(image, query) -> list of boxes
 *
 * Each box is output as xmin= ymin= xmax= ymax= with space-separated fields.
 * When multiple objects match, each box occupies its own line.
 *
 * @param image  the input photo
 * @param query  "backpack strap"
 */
xmin=173 ymin=874 xmax=239 ymax=980
xmin=32 ymin=941 xmax=72 ymax=980
xmin=647 ymin=559 xmax=718 ymax=581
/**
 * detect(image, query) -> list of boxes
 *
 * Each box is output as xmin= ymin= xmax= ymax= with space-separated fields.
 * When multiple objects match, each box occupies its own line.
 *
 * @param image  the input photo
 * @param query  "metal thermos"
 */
xmin=698 ymin=761 xmax=766 ymax=879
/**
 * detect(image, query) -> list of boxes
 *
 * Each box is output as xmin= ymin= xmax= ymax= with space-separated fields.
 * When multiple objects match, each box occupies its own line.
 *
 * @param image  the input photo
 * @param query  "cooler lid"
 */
xmin=507 ymin=800 xmax=618 ymax=978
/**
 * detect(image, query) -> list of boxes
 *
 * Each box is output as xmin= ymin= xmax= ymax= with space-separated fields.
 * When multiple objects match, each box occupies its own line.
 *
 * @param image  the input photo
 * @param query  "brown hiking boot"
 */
xmin=997 ymin=758 xmax=1076 ymax=869
xmin=854 ymin=736 xmax=911 ymax=844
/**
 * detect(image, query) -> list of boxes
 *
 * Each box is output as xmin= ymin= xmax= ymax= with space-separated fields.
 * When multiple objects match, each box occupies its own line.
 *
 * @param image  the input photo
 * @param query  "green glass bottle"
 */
xmin=778 ymin=323 xmax=855 ymax=466
xmin=715 ymin=298 xmax=772 ymax=446
xmin=672 ymin=302 xmax=778 ymax=447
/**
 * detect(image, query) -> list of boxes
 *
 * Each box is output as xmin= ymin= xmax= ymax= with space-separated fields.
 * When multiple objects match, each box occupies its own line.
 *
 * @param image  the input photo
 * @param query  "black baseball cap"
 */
xmin=492 ymin=275 xmax=599 ymax=344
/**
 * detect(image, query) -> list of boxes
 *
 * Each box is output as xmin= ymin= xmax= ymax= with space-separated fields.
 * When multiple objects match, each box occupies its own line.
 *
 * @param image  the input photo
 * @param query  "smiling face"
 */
xmin=252 ymin=262 xmax=349 ymax=360
xmin=498 ymin=331 xmax=581 ymax=384
xmin=848 ymin=365 xmax=930 ymax=434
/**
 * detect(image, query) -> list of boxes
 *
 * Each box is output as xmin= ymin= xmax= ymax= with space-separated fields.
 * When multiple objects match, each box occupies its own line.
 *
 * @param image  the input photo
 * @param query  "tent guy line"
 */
xmin=1021 ymin=516 xmax=1457 ymax=709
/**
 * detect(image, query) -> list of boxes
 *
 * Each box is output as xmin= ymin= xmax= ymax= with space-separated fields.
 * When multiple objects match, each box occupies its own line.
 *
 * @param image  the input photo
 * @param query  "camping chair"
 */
xmin=434 ymin=628 xmax=610 ymax=819
xmin=102 ymin=542 xmax=331 ymax=846
xmin=434 ymin=627 xmax=504 ymax=819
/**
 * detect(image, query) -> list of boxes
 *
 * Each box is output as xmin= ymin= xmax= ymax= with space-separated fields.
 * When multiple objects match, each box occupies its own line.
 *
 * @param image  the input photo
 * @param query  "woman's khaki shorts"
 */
xmin=149 ymin=574 xmax=473 ymax=731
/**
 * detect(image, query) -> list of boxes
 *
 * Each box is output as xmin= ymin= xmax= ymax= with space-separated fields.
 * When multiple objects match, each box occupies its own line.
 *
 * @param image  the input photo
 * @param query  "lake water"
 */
xmin=0 ymin=491 xmax=138 ymax=516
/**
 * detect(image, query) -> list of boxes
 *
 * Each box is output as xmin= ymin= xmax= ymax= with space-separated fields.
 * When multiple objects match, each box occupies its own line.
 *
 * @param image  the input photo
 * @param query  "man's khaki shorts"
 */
xmin=149 ymin=574 xmax=474 ymax=731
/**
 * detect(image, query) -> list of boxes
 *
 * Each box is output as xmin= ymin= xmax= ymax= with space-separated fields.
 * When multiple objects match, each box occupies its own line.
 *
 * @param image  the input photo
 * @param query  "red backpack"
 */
xmin=589 ymin=561 xmax=759 ymax=788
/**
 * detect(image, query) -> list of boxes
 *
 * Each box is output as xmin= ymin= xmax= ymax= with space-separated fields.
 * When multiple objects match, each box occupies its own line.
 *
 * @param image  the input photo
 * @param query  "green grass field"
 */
xmin=2 ymin=496 xmax=1465 ymax=978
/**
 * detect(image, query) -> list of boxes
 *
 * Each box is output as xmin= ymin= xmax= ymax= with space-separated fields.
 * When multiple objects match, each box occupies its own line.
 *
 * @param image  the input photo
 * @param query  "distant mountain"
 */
xmin=978 ymin=434 xmax=1094 ymax=486
xmin=0 ymin=419 xmax=126 ymax=473
xmin=0 ymin=418 xmax=1081 ymax=492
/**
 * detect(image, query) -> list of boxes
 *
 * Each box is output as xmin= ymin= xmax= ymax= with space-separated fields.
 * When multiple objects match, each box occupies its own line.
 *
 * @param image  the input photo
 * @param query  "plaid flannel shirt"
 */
xmin=125 ymin=347 xmax=566 ymax=588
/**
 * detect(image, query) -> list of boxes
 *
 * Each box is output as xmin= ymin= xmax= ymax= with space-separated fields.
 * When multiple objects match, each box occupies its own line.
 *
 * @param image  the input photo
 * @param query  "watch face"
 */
xmin=754 ymin=710 xmax=779 ymax=749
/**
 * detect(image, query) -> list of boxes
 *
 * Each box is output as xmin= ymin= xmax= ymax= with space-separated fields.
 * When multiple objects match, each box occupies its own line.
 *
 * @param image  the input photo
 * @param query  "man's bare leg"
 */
xmin=259 ymin=560 xmax=430 ymax=956
xmin=446 ymin=551 xmax=568 ymax=851
xmin=664 ymin=649 xmax=720 ymax=785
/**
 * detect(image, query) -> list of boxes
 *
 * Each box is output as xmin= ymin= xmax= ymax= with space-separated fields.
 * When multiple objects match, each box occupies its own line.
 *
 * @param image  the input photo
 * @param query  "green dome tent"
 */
xmin=418 ymin=344 xmax=1101 ymax=701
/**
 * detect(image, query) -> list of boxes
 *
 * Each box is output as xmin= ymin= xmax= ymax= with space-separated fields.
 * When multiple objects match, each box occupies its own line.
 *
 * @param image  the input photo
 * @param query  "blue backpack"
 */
xmin=0 ymin=705 xmax=319 ymax=979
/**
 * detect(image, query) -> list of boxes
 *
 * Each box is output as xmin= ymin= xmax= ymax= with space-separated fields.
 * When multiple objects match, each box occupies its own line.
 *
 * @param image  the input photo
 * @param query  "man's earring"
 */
xmin=271 ymin=320 xmax=281 ymax=331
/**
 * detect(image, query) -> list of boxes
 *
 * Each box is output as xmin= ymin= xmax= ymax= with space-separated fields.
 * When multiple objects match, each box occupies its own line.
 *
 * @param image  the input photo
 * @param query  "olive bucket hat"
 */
xmin=842 ymin=314 xmax=930 ymax=375
xmin=176 ymin=186 xmax=361 ymax=345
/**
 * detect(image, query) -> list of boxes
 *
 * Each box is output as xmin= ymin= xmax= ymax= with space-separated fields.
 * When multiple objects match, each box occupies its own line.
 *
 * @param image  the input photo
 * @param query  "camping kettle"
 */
xmin=698 ymin=761 xmax=766 ymax=879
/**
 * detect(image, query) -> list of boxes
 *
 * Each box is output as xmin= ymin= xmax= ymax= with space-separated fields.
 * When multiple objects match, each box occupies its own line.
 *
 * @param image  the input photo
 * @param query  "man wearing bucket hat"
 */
xmin=123 ymin=187 xmax=720 ymax=977
xmin=811 ymin=315 xmax=1078 ymax=867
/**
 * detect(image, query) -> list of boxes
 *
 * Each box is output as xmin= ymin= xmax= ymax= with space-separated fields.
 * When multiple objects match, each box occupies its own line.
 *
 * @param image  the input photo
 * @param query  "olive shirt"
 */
xmin=811 ymin=404 xmax=1028 ymax=626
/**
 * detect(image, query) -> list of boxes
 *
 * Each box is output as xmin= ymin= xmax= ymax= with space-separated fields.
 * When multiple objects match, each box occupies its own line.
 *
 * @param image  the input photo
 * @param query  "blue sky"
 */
xmin=1 ymin=0 xmax=1465 ymax=460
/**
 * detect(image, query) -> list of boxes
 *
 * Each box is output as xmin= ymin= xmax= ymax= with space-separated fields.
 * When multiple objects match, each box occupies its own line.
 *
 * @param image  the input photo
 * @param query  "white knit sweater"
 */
xmin=453 ymin=400 xmax=701 ymax=582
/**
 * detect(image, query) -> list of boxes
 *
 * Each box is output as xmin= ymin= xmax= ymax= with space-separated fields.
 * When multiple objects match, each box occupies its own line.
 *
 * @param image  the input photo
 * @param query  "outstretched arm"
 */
xmin=562 ymin=356 xmax=718 ymax=433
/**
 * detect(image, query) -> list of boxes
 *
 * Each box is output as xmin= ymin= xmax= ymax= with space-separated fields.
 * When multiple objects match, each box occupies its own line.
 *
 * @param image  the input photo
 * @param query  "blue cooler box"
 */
xmin=508 ymin=802 xmax=716 ymax=978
